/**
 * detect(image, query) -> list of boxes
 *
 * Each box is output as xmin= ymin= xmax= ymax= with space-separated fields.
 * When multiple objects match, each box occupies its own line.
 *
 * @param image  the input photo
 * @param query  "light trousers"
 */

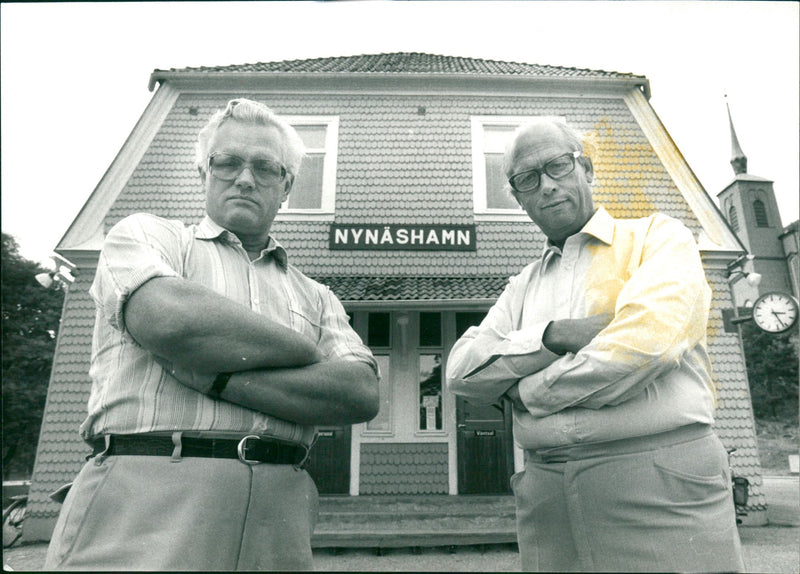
xmin=512 ymin=429 xmax=745 ymax=572
xmin=44 ymin=454 xmax=319 ymax=571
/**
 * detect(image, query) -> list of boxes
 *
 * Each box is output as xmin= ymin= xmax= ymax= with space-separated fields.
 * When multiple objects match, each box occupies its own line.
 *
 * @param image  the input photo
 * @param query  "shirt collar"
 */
xmin=580 ymin=206 xmax=615 ymax=246
xmin=197 ymin=215 xmax=288 ymax=269
xmin=539 ymin=206 xmax=615 ymax=261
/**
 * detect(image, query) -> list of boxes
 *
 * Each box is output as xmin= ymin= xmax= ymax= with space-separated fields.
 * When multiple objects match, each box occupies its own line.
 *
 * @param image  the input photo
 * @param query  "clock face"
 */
xmin=752 ymin=292 xmax=799 ymax=334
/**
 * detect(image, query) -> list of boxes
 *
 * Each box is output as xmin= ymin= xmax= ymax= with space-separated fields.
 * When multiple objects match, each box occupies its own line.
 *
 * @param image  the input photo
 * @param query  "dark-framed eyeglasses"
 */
xmin=207 ymin=152 xmax=287 ymax=187
xmin=509 ymin=150 xmax=582 ymax=194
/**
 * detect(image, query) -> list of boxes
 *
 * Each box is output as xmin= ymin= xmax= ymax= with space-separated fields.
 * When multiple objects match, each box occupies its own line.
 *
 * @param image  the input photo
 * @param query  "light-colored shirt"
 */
xmin=83 ymin=213 xmax=377 ymax=446
xmin=446 ymin=207 xmax=716 ymax=451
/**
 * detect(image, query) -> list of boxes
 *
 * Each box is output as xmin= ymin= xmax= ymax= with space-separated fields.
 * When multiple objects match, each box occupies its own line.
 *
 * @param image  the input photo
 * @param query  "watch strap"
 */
xmin=209 ymin=372 xmax=233 ymax=398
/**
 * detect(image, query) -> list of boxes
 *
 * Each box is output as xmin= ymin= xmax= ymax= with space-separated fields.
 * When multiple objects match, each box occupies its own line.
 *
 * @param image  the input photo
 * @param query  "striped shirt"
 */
xmin=447 ymin=207 xmax=716 ymax=450
xmin=82 ymin=213 xmax=377 ymax=447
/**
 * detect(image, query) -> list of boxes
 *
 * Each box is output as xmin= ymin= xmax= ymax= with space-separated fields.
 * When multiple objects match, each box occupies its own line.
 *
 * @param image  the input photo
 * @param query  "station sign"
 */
xmin=329 ymin=224 xmax=477 ymax=251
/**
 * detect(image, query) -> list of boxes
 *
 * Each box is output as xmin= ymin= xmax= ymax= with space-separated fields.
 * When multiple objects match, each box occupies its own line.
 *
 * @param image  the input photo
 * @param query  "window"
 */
xmin=729 ymin=205 xmax=740 ymax=232
xmin=753 ymin=199 xmax=769 ymax=227
xmin=368 ymin=354 xmax=392 ymax=433
xmin=278 ymin=117 xmax=339 ymax=216
xmin=471 ymin=116 xmax=564 ymax=217
xmin=366 ymin=312 xmax=392 ymax=433
xmin=418 ymin=354 xmax=443 ymax=431
xmin=419 ymin=311 xmax=442 ymax=347
xmin=418 ymin=312 xmax=443 ymax=433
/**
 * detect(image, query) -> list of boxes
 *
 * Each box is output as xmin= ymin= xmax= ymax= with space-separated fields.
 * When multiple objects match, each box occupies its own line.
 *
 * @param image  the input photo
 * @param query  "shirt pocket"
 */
xmin=285 ymin=288 xmax=322 ymax=343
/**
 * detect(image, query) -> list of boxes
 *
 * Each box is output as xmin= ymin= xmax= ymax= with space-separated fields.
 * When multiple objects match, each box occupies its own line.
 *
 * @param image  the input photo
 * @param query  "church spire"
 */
xmin=727 ymin=98 xmax=748 ymax=175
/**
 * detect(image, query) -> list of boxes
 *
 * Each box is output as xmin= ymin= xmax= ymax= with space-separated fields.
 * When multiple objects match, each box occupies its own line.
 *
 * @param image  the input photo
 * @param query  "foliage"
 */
xmin=740 ymin=319 xmax=799 ymax=422
xmin=1 ymin=233 xmax=65 ymax=479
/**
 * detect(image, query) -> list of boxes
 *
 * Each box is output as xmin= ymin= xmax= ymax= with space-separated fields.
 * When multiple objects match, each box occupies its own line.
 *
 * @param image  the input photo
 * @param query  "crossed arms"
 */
xmin=126 ymin=277 xmax=379 ymax=425
xmin=100 ymin=215 xmax=379 ymax=426
xmin=446 ymin=215 xmax=710 ymax=417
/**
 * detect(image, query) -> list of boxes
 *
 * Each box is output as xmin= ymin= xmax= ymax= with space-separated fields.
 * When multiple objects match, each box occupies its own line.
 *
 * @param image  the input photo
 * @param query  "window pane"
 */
xmin=456 ymin=311 xmax=487 ymax=337
xmin=368 ymin=312 xmax=391 ymax=347
xmin=485 ymin=154 xmax=518 ymax=210
xmin=419 ymin=312 xmax=442 ymax=347
xmin=287 ymin=154 xmax=323 ymax=209
xmin=484 ymin=125 xmax=517 ymax=151
xmin=294 ymin=125 xmax=327 ymax=149
xmin=419 ymin=353 xmax=442 ymax=431
xmin=367 ymin=354 xmax=391 ymax=432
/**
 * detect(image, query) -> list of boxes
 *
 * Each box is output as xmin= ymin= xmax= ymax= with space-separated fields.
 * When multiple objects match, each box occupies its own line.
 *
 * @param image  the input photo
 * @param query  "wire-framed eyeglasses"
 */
xmin=208 ymin=152 xmax=287 ymax=187
xmin=509 ymin=150 xmax=582 ymax=194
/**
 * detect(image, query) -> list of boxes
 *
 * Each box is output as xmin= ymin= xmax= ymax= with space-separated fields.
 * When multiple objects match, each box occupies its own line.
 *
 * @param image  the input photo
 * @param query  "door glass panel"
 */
xmin=367 ymin=354 xmax=392 ymax=432
xmin=419 ymin=312 xmax=442 ymax=347
xmin=419 ymin=353 xmax=443 ymax=431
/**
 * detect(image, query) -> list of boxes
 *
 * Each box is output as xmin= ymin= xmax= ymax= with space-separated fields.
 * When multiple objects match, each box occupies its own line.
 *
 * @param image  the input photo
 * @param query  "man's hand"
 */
xmin=542 ymin=313 xmax=613 ymax=355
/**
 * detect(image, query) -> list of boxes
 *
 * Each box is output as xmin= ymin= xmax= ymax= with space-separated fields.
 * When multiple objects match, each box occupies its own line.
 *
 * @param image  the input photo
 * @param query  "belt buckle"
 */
xmin=237 ymin=435 xmax=264 ymax=465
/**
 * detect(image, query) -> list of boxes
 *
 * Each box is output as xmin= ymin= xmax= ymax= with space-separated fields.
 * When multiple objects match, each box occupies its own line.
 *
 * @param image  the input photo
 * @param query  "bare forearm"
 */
xmin=220 ymin=361 xmax=380 ymax=425
xmin=126 ymin=277 xmax=321 ymax=372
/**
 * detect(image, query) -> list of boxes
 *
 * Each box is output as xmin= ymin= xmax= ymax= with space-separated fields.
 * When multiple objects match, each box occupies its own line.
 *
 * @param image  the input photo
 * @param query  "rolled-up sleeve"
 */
xmin=446 ymin=271 xmax=561 ymax=405
xmin=89 ymin=214 xmax=183 ymax=335
xmin=314 ymin=286 xmax=379 ymax=378
xmin=518 ymin=215 xmax=711 ymax=416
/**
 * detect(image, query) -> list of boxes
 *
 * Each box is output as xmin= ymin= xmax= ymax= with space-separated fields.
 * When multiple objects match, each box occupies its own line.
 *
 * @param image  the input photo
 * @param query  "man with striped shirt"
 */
xmin=45 ymin=99 xmax=379 ymax=571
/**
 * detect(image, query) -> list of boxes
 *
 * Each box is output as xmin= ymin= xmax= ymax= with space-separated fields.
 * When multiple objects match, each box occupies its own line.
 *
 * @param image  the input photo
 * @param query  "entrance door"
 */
xmin=305 ymin=425 xmax=351 ymax=494
xmin=456 ymin=398 xmax=514 ymax=494
xmin=454 ymin=312 xmax=514 ymax=494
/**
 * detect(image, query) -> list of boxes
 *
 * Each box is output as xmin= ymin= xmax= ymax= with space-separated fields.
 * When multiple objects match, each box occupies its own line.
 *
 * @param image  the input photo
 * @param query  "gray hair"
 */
xmin=195 ymin=98 xmax=305 ymax=177
xmin=503 ymin=120 xmax=591 ymax=201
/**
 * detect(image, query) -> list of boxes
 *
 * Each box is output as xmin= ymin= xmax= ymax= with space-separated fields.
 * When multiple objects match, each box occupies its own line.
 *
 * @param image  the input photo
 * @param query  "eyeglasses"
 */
xmin=509 ymin=150 xmax=582 ymax=194
xmin=208 ymin=152 xmax=287 ymax=187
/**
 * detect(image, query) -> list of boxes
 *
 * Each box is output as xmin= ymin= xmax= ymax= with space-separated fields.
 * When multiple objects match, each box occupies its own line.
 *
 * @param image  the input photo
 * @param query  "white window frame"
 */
xmin=276 ymin=116 xmax=339 ymax=220
xmin=471 ymin=115 xmax=564 ymax=221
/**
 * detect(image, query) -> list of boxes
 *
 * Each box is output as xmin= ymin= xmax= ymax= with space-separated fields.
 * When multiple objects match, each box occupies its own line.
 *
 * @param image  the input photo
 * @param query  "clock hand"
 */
xmin=771 ymin=312 xmax=787 ymax=328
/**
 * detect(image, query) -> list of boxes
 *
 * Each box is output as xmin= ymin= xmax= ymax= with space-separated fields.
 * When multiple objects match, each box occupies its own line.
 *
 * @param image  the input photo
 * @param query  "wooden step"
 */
xmin=312 ymin=495 xmax=517 ymax=548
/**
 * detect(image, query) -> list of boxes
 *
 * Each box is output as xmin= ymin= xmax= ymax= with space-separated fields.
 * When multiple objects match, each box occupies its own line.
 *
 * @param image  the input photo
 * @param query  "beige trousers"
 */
xmin=44 ymin=454 xmax=319 ymax=571
xmin=512 ymin=429 xmax=745 ymax=572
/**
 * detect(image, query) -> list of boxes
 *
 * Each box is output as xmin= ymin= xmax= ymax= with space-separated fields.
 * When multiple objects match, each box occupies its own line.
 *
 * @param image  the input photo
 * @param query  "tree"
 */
xmin=1 ymin=233 xmax=65 ymax=479
xmin=740 ymin=320 xmax=799 ymax=422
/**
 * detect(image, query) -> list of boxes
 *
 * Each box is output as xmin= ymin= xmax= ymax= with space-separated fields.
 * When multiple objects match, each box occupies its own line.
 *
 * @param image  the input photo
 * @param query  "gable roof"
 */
xmin=158 ymin=52 xmax=644 ymax=77
xmin=149 ymin=52 xmax=650 ymax=99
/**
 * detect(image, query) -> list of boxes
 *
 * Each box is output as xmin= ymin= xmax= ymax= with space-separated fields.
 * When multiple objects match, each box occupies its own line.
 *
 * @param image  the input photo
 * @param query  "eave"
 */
xmin=148 ymin=71 xmax=651 ymax=99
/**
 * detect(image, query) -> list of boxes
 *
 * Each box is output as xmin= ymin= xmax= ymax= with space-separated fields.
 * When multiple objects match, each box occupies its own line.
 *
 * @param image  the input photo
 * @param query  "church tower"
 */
xmin=718 ymin=102 xmax=793 ymax=305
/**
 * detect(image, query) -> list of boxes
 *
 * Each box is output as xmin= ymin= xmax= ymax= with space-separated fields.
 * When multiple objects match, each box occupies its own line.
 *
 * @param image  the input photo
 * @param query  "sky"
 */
xmin=2 ymin=1 xmax=798 ymax=267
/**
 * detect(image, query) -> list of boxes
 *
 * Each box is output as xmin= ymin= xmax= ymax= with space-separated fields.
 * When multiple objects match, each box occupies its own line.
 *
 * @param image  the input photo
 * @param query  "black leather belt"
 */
xmin=91 ymin=434 xmax=310 ymax=467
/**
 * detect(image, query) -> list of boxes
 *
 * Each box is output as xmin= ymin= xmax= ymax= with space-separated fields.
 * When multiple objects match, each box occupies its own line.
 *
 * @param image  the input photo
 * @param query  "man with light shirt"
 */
xmin=45 ymin=99 xmax=379 ymax=571
xmin=446 ymin=119 xmax=744 ymax=572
